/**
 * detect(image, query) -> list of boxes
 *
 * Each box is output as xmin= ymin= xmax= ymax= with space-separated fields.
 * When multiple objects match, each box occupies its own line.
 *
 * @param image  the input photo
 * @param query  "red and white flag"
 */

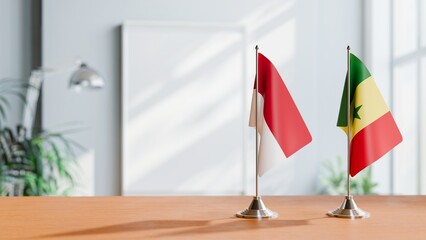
xmin=250 ymin=53 xmax=312 ymax=176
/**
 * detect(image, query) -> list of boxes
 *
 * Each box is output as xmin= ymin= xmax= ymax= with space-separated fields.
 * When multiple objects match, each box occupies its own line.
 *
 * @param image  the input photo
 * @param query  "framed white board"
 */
xmin=121 ymin=21 xmax=248 ymax=195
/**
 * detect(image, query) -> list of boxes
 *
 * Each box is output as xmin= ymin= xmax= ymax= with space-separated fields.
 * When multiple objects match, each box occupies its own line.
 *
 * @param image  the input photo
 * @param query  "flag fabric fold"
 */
xmin=337 ymin=53 xmax=403 ymax=177
xmin=249 ymin=53 xmax=312 ymax=176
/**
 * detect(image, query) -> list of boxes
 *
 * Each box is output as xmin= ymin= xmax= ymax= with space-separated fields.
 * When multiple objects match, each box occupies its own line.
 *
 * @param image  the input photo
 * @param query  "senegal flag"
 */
xmin=337 ymin=53 xmax=402 ymax=177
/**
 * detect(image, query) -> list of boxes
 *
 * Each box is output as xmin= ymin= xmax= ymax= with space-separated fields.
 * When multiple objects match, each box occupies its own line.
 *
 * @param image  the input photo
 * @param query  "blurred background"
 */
xmin=0 ymin=0 xmax=424 ymax=196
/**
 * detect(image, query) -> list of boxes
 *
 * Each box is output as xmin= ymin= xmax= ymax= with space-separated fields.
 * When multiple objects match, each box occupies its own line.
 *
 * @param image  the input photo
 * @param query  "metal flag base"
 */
xmin=327 ymin=195 xmax=370 ymax=219
xmin=236 ymin=196 xmax=278 ymax=219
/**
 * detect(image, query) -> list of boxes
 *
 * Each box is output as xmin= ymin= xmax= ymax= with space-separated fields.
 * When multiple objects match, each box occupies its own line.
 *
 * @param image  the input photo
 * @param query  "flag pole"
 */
xmin=346 ymin=46 xmax=351 ymax=198
xmin=326 ymin=46 xmax=369 ymax=219
xmin=255 ymin=45 xmax=259 ymax=198
xmin=236 ymin=45 xmax=277 ymax=219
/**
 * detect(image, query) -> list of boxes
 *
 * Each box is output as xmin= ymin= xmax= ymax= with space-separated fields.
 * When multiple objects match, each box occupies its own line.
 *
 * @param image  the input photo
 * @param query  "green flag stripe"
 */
xmin=336 ymin=53 xmax=372 ymax=127
xmin=349 ymin=53 xmax=372 ymax=92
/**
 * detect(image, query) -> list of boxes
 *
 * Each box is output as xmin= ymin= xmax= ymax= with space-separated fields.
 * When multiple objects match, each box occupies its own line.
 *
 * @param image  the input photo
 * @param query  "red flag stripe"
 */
xmin=350 ymin=111 xmax=403 ymax=176
xmin=256 ymin=53 xmax=312 ymax=157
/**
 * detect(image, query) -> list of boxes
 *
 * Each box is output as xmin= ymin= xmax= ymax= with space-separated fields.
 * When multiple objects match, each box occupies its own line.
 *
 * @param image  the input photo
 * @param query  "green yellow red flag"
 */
xmin=337 ymin=53 xmax=402 ymax=176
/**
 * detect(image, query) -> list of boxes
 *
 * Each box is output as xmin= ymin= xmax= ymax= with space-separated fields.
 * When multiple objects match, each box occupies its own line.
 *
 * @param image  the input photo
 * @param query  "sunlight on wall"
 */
xmin=393 ymin=0 xmax=417 ymax=58
xmin=173 ymin=31 xmax=243 ymax=79
xmin=257 ymin=20 xmax=295 ymax=70
xmin=123 ymin=25 xmax=245 ymax=195
xmin=121 ymin=0 xmax=361 ymax=196
xmin=365 ymin=0 xmax=426 ymax=195
xmin=393 ymin=63 xmax=418 ymax=194
xmin=241 ymin=0 xmax=293 ymax=32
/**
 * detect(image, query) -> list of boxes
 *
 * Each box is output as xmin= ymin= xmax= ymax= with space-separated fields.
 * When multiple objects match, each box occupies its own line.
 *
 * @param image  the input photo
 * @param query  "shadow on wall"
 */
xmin=122 ymin=0 xmax=324 ymax=196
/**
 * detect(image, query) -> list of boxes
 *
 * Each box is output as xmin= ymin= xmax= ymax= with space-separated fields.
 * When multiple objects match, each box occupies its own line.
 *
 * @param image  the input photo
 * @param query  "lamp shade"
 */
xmin=69 ymin=63 xmax=104 ymax=90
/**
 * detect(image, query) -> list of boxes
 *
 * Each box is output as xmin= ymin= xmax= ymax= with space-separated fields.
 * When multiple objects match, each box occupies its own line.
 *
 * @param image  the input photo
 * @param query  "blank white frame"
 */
xmin=121 ymin=21 xmax=248 ymax=195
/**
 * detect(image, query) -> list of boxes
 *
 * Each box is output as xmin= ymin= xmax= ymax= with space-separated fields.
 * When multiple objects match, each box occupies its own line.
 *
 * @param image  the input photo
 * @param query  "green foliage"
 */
xmin=318 ymin=156 xmax=378 ymax=195
xmin=0 ymin=126 xmax=82 ymax=196
xmin=0 ymin=78 xmax=81 ymax=196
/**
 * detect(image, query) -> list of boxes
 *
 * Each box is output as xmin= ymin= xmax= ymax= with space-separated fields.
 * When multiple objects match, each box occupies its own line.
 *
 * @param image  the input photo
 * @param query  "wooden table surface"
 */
xmin=1 ymin=196 xmax=425 ymax=240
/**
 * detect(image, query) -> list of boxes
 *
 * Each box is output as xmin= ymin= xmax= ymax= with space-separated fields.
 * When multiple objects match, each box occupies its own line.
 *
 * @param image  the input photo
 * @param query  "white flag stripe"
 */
xmin=249 ymin=91 xmax=286 ymax=176
xmin=258 ymin=117 xmax=286 ymax=176
xmin=249 ymin=90 xmax=264 ymax=134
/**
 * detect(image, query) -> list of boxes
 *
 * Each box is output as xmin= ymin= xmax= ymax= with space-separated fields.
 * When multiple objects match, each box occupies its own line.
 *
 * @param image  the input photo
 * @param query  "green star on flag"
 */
xmin=353 ymin=105 xmax=362 ymax=121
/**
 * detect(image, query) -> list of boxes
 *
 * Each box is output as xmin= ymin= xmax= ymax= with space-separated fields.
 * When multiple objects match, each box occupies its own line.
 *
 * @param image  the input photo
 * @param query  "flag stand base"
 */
xmin=327 ymin=195 xmax=370 ymax=219
xmin=236 ymin=196 xmax=277 ymax=219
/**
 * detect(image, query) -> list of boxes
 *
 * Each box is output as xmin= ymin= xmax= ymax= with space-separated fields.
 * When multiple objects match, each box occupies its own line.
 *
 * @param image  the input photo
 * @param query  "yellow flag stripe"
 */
xmin=341 ymin=76 xmax=389 ymax=139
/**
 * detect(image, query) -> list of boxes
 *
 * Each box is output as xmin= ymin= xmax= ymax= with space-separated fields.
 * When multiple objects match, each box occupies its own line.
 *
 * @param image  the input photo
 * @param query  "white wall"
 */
xmin=0 ymin=0 xmax=31 ymax=127
xmin=42 ymin=0 xmax=363 ymax=195
xmin=315 ymin=0 xmax=364 ymax=191
xmin=365 ymin=0 xmax=426 ymax=195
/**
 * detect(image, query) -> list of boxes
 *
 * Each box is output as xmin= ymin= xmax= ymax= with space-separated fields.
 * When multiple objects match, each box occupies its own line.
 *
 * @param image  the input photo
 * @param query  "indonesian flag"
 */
xmin=249 ymin=53 xmax=312 ymax=176
xmin=337 ymin=53 xmax=402 ymax=176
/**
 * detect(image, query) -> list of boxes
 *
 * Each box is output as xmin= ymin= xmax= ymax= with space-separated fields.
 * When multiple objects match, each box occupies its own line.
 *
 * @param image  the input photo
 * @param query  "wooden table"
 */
xmin=1 ymin=196 xmax=425 ymax=239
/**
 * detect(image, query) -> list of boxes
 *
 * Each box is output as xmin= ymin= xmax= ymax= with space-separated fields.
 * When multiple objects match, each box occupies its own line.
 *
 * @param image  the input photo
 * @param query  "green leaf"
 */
xmin=24 ymin=173 xmax=37 ymax=195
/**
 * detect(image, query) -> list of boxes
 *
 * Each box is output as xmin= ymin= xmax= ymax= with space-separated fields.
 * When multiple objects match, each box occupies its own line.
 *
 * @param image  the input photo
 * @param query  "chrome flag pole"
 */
xmin=327 ymin=46 xmax=369 ymax=219
xmin=236 ymin=45 xmax=277 ymax=219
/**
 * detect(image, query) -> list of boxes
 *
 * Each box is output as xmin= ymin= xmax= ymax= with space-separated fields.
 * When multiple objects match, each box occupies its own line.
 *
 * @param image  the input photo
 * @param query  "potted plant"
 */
xmin=0 ymin=79 xmax=80 ymax=196
xmin=318 ymin=156 xmax=378 ymax=195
